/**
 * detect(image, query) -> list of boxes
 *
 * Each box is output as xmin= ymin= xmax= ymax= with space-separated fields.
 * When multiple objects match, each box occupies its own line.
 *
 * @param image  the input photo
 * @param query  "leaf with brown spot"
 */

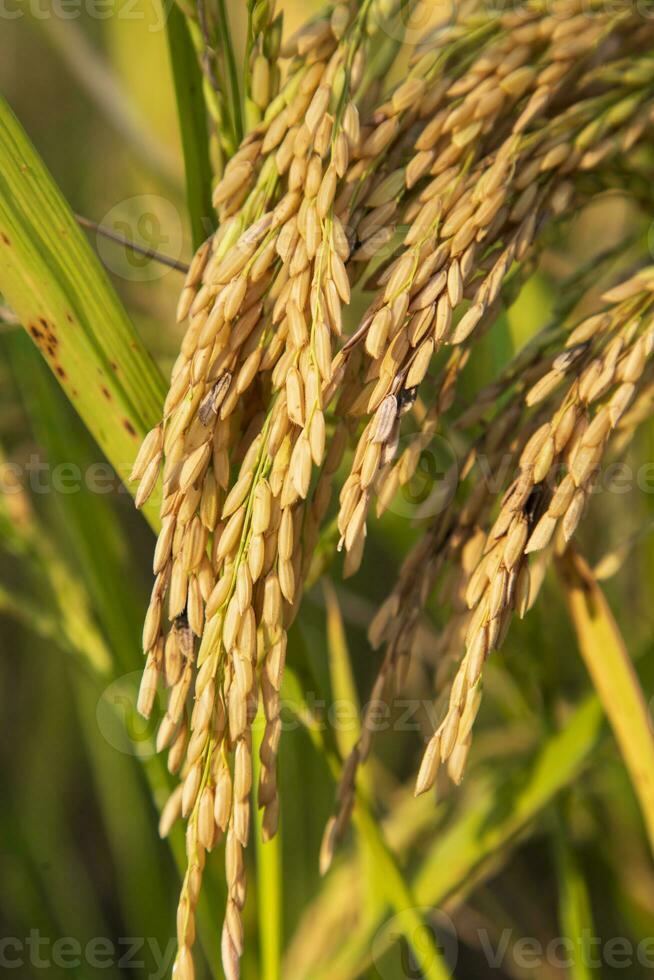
xmin=0 ymin=96 xmax=166 ymax=530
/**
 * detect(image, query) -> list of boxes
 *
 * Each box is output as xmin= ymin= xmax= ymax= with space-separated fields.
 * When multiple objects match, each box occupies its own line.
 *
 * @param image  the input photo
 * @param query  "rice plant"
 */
xmin=2 ymin=2 xmax=654 ymax=979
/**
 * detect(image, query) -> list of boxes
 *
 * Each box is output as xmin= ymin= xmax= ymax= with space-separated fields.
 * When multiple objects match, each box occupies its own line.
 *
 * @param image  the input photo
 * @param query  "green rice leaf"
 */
xmin=0 ymin=95 xmax=166 ymax=531
xmin=554 ymin=808 xmax=598 ymax=980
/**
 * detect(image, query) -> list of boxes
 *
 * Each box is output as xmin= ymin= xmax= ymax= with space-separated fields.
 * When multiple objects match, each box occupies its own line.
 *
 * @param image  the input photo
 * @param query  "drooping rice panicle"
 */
xmin=128 ymin=2 xmax=654 ymax=973
xmin=321 ymin=267 xmax=654 ymax=865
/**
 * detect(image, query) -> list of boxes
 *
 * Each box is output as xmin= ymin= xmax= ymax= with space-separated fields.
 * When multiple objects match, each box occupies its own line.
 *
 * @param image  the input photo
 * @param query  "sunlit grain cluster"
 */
xmin=129 ymin=2 xmax=654 ymax=976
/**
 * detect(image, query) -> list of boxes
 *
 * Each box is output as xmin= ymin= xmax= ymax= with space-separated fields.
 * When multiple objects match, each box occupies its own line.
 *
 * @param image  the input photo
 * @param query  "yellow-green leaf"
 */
xmin=557 ymin=548 xmax=654 ymax=856
xmin=323 ymin=580 xmax=361 ymax=760
xmin=0 ymin=95 xmax=167 ymax=530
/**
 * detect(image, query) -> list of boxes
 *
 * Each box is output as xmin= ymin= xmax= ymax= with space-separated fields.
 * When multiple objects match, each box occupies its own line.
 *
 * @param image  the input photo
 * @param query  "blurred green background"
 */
xmin=1 ymin=3 xmax=654 ymax=979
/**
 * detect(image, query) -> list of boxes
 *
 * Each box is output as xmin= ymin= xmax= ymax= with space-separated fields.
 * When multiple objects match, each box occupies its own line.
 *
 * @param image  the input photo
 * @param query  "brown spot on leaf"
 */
xmin=38 ymin=317 xmax=58 ymax=346
xmin=101 ymin=386 xmax=111 ymax=401
xmin=1 ymin=233 xmax=10 ymax=246
xmin=55 ymin=366 xmax=66 ymax=379
xmin=30 ymin=317 xmax=59 ymax=353
xmin=123 ymin=419 xmax=137 ymax=437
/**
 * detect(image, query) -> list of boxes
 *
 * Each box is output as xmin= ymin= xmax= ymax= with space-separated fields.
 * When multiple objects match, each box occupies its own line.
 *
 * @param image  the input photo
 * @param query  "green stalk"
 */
xmin=253 ymin=709 xmax=283 ymax=980
xmin=165 ymin=3 xmax=217 ymax=247
xmin=215 ymin=0 xmax=244 ymax=145
xmin=554 ymin=805 xmax=598 ymax=980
